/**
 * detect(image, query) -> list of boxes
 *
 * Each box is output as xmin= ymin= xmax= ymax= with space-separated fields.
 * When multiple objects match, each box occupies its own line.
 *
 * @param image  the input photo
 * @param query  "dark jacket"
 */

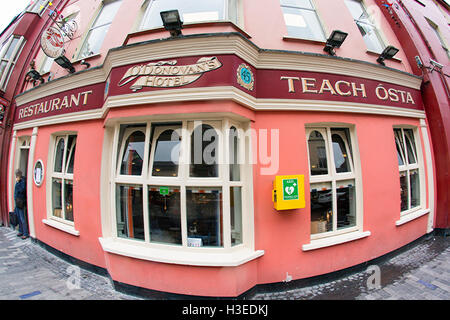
xmin=14 ymin=177 xmax=26 ymax=200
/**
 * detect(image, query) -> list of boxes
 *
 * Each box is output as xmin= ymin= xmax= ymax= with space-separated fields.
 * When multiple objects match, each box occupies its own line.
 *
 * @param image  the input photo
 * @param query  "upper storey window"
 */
xmin=0 ymin=35 xmax=25 ymax=91
xmin=280 ymin=0 xmax=326 ymax=41
xmin=27 ymin=0 xmax=50 ymax=15
xmin=139 ymin=0 xmax=238 ymax=30
xmin=78 ymin=0 xmax=122 ymax=59
xmin=344 ymin=0 xmax=385 ymax=53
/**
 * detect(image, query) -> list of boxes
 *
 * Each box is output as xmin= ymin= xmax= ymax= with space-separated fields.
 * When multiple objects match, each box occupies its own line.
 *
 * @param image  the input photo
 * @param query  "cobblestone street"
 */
xmin=0 ymin=226 xmax=449 ymax=300
xmin=0 ymin=226 xmax=137 ymax=300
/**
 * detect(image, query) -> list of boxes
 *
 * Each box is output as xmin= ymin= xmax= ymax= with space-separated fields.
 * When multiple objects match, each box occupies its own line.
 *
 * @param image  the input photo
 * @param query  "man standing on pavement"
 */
xmin=14 ymin=169 xmax=28 ymax=240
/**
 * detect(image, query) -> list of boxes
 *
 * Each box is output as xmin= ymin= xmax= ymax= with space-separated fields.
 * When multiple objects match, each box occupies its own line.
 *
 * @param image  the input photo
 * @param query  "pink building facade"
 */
xmin=3 ymin=0 xmax=445 ymax=297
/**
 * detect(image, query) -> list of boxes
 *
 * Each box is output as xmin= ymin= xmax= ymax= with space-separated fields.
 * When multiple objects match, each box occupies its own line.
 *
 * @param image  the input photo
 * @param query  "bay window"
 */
xmin=306 ymin=127 xmax=360 ymax=237
xmin=139 ymin=0 xmax=239 ymax=31
xmin=112 ymin=119 xmax=248 ymax=250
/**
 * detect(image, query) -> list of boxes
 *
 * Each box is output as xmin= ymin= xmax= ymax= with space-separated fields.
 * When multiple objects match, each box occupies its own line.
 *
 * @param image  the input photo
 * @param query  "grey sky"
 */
xmin=1 ymin=1 xmax=30 ymax=35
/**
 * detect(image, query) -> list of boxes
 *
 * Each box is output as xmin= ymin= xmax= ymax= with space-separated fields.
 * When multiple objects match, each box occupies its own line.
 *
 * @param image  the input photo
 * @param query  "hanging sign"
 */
xmin=40 ymin=26 xmax=65 ymax=58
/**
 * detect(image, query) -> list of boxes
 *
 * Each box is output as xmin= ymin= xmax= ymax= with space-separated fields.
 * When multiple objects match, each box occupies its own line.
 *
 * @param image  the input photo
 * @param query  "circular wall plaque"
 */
xmin=33 ymin=160 xmax=44 ymax=187
xmin=40 ymin=26 xmax=65 ymax=58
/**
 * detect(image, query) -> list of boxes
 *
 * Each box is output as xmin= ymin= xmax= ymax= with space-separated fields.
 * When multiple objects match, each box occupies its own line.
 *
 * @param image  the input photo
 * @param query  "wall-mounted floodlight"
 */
xmin=160 ymin=10 xmax=183 ymax=37
xmin=376 ymin=45 xmax=399 ymax=66
xmin=26 ymin=69 xmax=45 ymax=85
xmin=55 ymin=55 xmax=75 ymax=73
xmin=323 ymin=30 xmax=348 ymax=56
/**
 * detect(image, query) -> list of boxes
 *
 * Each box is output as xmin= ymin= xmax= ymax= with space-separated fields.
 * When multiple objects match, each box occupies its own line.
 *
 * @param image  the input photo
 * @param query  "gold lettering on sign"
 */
xmin=118 ymin=57 xmax=222 ymax=92
xmin=281 ymin=76 xmax=416 ymax=105
xmin=18 ymin=90 xmax=93 ymax=120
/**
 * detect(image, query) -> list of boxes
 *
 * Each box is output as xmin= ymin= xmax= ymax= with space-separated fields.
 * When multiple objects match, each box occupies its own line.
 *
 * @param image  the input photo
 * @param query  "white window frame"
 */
xmin=102 ymin=117 xmax=261 ymax=266
xmin=39 ymin=54 xmax=54 ymax=75
xmin=393 ymin=126 xmax=426 ymax=218
xmin=345 ymin=0 xmax=386 ymax=52
xmin=426 ymin=18 xmax=450 ymax=59
xmin=280 ymin=0 xmax=326 ymax=41
xmin=77 ymin=0 xmax=122 ymax=60
xmin=305 ymin=125 xmax=364 ymax=241
xmin=47 ymin=133 xmax=77 ymax=225
xmin=138 ymin=0 xmax=239 ymax=31
xmin=0 ymin=35 xmax=25 ymax=91
xmin=27 ymin=0 xmax=50 ymax=15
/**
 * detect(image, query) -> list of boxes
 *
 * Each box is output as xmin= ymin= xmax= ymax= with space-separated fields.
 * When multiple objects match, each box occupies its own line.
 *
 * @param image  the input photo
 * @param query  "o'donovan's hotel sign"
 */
xmin=118 ymin=57 xmax=222 ymax=92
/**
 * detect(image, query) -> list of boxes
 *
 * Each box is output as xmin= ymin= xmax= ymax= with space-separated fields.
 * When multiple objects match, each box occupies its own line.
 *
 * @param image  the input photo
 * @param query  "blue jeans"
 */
xmin=15 ymin=206 xmax=29 ymax=237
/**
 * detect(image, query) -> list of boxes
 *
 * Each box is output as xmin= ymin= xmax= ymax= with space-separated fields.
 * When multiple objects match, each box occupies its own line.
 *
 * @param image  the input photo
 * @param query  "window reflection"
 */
xmin=66 ymin=136 xmax=76 ymax=174
xmin=152 ymin=129 xmax=180 ymax=177
xmin=400 ymin=171 xmax=408 ymax=211
xmin=64 ymin=180 xmax=74 ymax=222
xmin=116 ymin=184 xmax=144 ymax=240
xmin=229 ymin=127 xmax=240 ymax=181
xmin=120 ymin=130 xmax=145 ymax=176
xmin=410 ymin=169 xmax=420 ymax=208
xmin=404 ymin=129 xmax=417 ymax=164
xmin=230 ymin=186 xmax=242 ymax=246
xmin=52 ymin=178 xmax=62 ymax=218
xmin=190 ymin=124 xmax=218 ymax=178
xmin=310 ymin=185 xmax=333 ymax=234
xmin=337 ymin=184 xmax=356 ymax=230
xmin=308 ymin=130 xmax=328 ymax=175
xmin=186 ymin=187 xmax=223 ymax=247
xmin=332 ymin=134 xmax=350 ymax=173
xmin=148 ymin=187 xmax=181 ymax=245
xmin=54 ymin=138 xmax=65 ymax=172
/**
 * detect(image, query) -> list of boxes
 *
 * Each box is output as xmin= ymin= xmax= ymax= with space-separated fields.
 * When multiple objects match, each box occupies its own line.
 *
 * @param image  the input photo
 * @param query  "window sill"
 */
xmin=396 ymin=208 xmax=430 ymax=226
xmin=366 ymin=49 xmax=402 ymax=62
xmin=302 ymin=230 xmax=371 ymax=251
xmin=42 ymin=219 xmax=80 ymax=236
xmin=98 ymin=237 xmax=264 ymax=267
xmin=71 ymin=53 xmax=102 ymax=65
xmin=282 ymin=36 xmax=326 ymax=45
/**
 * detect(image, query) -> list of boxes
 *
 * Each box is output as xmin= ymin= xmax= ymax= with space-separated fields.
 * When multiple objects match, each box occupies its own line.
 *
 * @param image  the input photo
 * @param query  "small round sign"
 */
xmin=40 ymin=26 xmax=65 ymax=58
xmin=33 ymin=160 xmax=44 ymax=187
xmin=236 ymin=63 xmax=254 ymax=91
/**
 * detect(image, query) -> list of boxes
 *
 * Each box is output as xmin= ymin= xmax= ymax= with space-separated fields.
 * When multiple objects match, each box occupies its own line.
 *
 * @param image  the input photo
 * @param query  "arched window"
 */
xmin=308 ymin=130 xmax=328 ymax=176
xmin=394 ymin=128 xmax=422 ymax=213
xmin=51 ymin=134 xmax=77 ymax=222
xmin=307 ymin=127 xmax=357 ymax=236
xmin=151 ymin=128 xmax=181 ymax=177
xmin=119 ymin=129 xmax=146 ymax=176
